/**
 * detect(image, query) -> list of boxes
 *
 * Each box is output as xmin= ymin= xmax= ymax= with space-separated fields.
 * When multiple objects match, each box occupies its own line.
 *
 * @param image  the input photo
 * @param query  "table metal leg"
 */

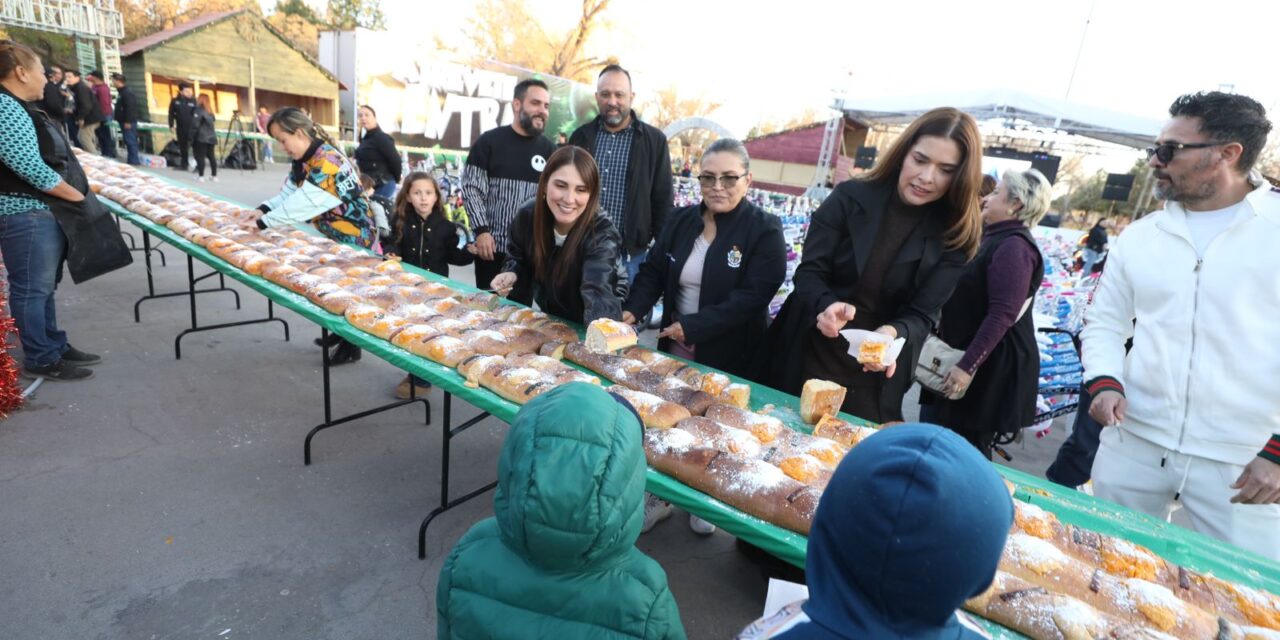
xmin=418 ymin=392 xmax=496 ymax=559
xmin=303 ymin=327 xmax=432 ymax=465
xmin=173 ymin=254 xmax=290 ymax=359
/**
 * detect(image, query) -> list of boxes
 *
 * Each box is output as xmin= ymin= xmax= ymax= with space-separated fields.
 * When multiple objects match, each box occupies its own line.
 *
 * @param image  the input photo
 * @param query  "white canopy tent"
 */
xmin=838 ymin=88 xmax=1164 ymax=149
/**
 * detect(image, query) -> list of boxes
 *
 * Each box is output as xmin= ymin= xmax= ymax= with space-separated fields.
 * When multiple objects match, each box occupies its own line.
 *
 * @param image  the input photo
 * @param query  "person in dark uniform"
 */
xmin=917 ymin=168 xmax=1051 ymax=458
xmin=167 ymin=82 xmax=198 ymax=171
xmin=762 ymin=108 xmax=985 ymax=424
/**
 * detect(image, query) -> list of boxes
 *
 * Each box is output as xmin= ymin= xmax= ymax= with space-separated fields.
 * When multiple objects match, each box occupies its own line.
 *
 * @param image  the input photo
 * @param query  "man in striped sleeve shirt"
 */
xmin=1081 ymin=91 xmax=1280 ymax=560
xmin=462 ymin=79 xmax=554 ymax=291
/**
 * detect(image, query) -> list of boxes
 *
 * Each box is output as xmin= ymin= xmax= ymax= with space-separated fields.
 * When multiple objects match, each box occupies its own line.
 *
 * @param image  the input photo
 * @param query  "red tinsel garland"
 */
xmin=0 ymin=257 xmax=24 ymax=417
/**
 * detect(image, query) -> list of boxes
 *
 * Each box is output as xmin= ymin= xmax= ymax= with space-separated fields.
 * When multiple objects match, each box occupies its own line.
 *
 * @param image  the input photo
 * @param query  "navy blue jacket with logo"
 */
xmin=623 ymin=199 xmax=785 ymax=381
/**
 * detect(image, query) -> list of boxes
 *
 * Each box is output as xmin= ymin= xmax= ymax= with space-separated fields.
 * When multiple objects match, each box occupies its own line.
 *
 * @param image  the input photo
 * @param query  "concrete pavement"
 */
xmin=2 ymin=163 xmax=1079 ymax=639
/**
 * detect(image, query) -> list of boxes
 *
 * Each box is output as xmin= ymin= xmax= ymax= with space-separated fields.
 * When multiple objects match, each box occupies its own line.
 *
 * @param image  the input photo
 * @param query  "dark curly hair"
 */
xmin=1169 ymin=92 xmax=1272 ymax=172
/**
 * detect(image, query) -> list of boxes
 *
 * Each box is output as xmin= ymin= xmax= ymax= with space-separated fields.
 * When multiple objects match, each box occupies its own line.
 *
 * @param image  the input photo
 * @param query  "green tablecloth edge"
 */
xmin=101 ymin=183 xmax=1279 ymax=637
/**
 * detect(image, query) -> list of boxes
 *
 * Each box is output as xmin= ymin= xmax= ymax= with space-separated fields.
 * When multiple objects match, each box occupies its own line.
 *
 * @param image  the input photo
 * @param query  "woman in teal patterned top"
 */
xmin=0 ymin=40 xmax=102 ymax=381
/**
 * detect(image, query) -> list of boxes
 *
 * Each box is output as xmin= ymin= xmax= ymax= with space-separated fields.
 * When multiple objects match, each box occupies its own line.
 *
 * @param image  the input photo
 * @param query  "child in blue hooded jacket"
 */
xmin=737 ymin=423 xmax=1013 ymax=639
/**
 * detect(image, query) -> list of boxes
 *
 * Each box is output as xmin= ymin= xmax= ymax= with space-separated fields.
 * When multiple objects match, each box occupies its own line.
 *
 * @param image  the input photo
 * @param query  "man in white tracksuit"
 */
xmin=1082 ymin=91 xmax=1280 ymax=561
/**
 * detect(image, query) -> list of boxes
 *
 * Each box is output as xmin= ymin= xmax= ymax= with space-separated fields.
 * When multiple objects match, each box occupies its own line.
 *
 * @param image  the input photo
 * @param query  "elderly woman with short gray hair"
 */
xmin=623 ymin=138 xmax=787 ymax=535
xmin=920 ymin=168 xmax=1052 ymax=458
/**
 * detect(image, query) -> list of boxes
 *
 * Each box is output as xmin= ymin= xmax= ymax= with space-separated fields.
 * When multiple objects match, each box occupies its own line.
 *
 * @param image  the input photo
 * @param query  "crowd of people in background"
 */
xmin=6 ymin=35 xmax=1280 ymax=637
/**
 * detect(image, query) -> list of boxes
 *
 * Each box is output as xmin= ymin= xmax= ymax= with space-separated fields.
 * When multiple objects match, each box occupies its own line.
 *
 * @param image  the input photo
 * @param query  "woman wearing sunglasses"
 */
xmin=623 ymin=139 xmax=787 ymax=379
xmin=763 ymin=107 xmax=984 ymax=423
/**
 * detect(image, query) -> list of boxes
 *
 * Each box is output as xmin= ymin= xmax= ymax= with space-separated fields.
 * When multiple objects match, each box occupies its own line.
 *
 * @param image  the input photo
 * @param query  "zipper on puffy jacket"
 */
xmin=1176 ymin=258 xmax=1202 ymax=450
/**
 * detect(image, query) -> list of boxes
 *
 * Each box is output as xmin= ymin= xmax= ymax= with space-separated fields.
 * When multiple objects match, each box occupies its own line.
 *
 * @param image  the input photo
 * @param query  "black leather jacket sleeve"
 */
xmin=581 ymin=217 xmax=625 ymax=323
xmin=502 ymin=205 xmax=536 ymax=305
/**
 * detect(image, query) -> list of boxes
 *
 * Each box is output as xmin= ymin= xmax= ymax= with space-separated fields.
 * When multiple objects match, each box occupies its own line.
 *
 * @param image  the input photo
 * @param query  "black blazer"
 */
xmin=569 ymin=112 xmax=673 ymax=255
xmin=394 ymin=210 xmax=473 ymax=278
xmin=624 ymin=200 xmax=786 ymax=380
xmin=503 ymin=203 xmax=626 ymax=324
xmin=762 ymin=179 xmax=968 ymax=421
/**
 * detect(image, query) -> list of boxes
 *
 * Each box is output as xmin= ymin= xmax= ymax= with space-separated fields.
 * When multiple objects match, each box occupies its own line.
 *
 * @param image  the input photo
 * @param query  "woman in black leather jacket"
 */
xmin=491 ymin=145 xmax=625 ymax=324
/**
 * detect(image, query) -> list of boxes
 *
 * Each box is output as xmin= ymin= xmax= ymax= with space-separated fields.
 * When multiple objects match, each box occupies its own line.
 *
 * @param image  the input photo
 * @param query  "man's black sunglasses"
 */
xmin=1144 ymin=141 xmax=1229 ymax=164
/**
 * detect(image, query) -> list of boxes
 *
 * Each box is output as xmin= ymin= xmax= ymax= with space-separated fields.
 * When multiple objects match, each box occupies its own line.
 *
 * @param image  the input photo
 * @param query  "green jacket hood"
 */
xmin=494 ymin=382 xmax=647 ymax=571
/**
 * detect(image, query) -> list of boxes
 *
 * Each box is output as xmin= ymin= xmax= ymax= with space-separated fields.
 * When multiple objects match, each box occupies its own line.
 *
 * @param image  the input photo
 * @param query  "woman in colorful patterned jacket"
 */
xmin=252 ymin=107 xmax=377 ymax=364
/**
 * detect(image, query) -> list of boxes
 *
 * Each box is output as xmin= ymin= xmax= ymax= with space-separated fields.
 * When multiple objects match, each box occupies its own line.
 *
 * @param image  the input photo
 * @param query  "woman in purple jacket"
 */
xmin=920 ymin=168 xmax=1051 ymax=458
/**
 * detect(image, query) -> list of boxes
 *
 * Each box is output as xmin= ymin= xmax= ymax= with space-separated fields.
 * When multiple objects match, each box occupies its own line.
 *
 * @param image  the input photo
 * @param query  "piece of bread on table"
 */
xmin=388 ymin=302 xmax=441 ymax=323
xmin=813 ymin=414 xmax=878 ymax=449
xmin=620 ymin=346 xmax=685 ymax=376
xmin=642 ymin=440 xmax=820 ymax=536
xmin=418 ymin=335 xmax=474 ymax=367
xmin=585 ymin=318 xmax=638 ymax=353
xmin=460 ymin=329 xmax=517 ymax=356
xmin=424 ymin=316 xmax=470 ymax=337
xmin=538 ymin=340 xmax=566 ymax=360
xmin=704 ymin=403 xmax=786 ymax=443
xmin=495 ymin=324 xmax=551 ymax=354
xmin=509 ymin=308 xmax=549 ymax=326
xmin=461 ymin=291 xmax=500 ymax=311
xmin=314 ymin=290 xmax=365 ymax=315
xmin=700 ymin=372 xmax=732 ymax=398
xmin=564 ymin=342 xmax=646 ymax=383
xmin=456 ymin=354 xmax=505 ymax=384
xmin=477 ymin=365 xmax=557 ymax=405
xmin=673 ymin=416 xmax=763 ymax=458
xmin=534 ymin=321 xmax=579 ymax=344
xmin=609 ymin=387 xmax=692 ymax=429
xmin=344 ymin=303 xmax=386 ymax=332
xmin=766 ymin=430 xmax=849 ymax=469
xmin=720 ymin=383 xmax=751 ymax=409
xmin=773 ymin=453 xmax=833 ymax=489
xmin=390 ymin=324 xmax=442 ymax=351
xmin=418 ymin=281 xmax=458 ymax=298
xmin=800 ymin=379 xmax=847 ymax=424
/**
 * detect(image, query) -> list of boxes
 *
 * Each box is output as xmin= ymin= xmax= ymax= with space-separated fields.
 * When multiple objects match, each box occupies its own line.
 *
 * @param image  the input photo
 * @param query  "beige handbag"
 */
xmin=916 ymin=297 xmax=1034 ymax=400
xmin=915 ymin=335 xmax=967 ymax=399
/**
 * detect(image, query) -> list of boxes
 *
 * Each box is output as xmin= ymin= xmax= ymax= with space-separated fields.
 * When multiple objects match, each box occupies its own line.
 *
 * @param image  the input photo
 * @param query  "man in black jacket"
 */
xmin=569 ymin=65 xmax=673 ymax=283
xmin=111 ymin=73 xmax=141 ymax=165
xmin=64 ymin=70 xmax=102 ymax=154
xmin=167 ymin=83 xmax=198 ymax=171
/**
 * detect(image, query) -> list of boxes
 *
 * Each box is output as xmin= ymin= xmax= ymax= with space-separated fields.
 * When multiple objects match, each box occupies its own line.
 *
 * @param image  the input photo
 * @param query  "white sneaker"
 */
xmin=641 ymin=494 xmax=672 ymax=533
xmin=689 ymin=514 xmax=717 ymax=535
xmin=211 ymin=176 xmax=220 ymax=183
xmin=196 ymin=176 xmax=207 ymax=182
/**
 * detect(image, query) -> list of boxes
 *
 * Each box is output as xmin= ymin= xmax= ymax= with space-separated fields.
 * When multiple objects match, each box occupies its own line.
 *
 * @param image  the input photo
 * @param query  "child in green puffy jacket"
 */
xmin=436 ymin=382 xmax=687 ymax=640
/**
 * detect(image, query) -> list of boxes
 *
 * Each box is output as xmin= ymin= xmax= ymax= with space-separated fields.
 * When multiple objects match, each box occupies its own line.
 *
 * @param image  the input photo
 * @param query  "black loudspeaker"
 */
xmin=1102 ymin=173 xmax=1134 ymax=201
xmin=854 ymin=146 xmax=877 ymax=169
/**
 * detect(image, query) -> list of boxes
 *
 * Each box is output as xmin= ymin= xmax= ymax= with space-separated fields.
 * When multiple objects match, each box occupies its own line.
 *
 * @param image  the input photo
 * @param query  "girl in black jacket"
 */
xmin=387 ymin=171 xmax=473 ymax=398
xmin=492 ymin=146 xmax=625 ymax=324
xmin=623 ymin=139 xmax=786 ymax=382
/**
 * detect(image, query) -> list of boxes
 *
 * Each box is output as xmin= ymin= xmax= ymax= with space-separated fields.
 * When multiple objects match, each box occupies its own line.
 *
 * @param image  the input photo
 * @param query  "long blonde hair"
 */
xmin=861 ymin=107 xmax=984 ymax=258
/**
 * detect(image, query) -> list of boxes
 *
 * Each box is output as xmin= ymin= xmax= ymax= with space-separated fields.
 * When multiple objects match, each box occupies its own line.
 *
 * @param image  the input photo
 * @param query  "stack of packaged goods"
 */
xmin=1027 ymin=230 xmax=1098 ymax=431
